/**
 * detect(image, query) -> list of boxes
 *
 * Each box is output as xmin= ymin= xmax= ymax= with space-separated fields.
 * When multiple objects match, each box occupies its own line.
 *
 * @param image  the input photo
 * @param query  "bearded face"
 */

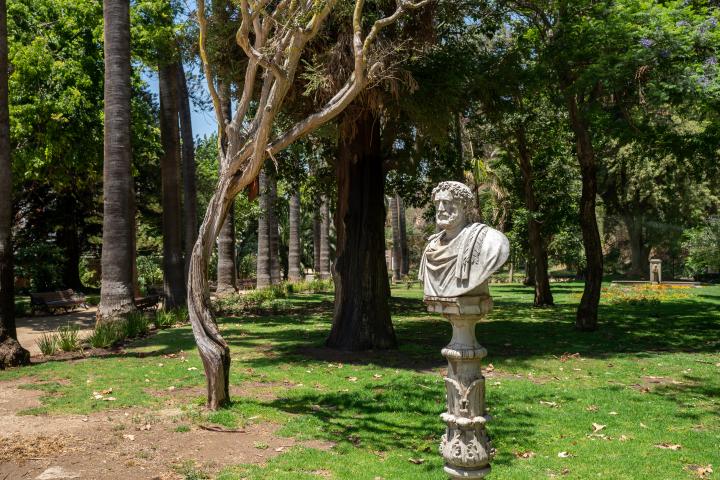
xmin=434 ymin=190 xmax=466 ymax=232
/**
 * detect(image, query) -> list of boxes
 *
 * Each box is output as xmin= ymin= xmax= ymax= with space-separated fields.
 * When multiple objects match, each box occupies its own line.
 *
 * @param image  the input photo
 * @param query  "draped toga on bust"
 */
xmin=419 ymin=223 xmax=510 ymax=298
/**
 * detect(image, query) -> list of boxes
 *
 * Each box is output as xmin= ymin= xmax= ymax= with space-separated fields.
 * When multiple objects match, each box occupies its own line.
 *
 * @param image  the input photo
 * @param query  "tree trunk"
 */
xmin=567 ymin=95 xmax=602 ymax=331
xmin=288 ymin=192 xmax=302 ymax=282
xmin=523 ymin=256 xmax=536 ymax=287
xmin=313 ymin=209 xmax=321 ymax=276
xmin=624 ymin=214 xmax=648 ymax=278
xmin=216 ymin=85 xmax=236 ymax=294
xmin=268 ymin=170 xmax=281 ymax=283
xmin=390 ymin=194 xmax=402 ymax=282
xmin=398 ymin=195 xmax=409 ymax=276
xmin=256 ymin=170 xmax=271 ymax=288
xmin=0 ymin=0 xmax=30 ymax=367
xmin=319 ymin=197 xmax=331 ymax=279
xmin=327 ymin=108 xmax=396 ymax=350
xmin=58 ymin=195 xmax=82 ymax=290
xmin=515 ymin=125 xmax=553 ymax=306
xmin=99 ymin=0 xmax=136 ymax=321
xmin=158 ymin=62 xmax=187 ymax=310
xmin=178 ymin=61 xmax=198 ymax=279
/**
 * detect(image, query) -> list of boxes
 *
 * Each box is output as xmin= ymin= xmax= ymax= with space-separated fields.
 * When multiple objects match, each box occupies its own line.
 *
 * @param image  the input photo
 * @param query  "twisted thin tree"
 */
xmin=190 ymin=0 xmax=431 ymax=408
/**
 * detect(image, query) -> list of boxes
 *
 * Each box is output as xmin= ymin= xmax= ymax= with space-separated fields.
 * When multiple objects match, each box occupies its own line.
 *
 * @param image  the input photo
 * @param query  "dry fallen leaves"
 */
xmin=685 ymin=464 xmax=713 ymax=478
xmin=540 ymin=400 xmax=559 ymax=408
xmin=655 ymin=443 xmax=682 ymax=450
xmin=586 ymin=404 xmax=599 ymax=412
xmin=122 ymin=434 xmax=135 ymax=441
xmin=559 ymin=352 xmax=581 ymax=362
xmin=408 ymin=458 xmax=425 ymax=464
xmin=591 ymin=423 xmax=606 ymax=433
xmin=514 ymin=451 xmax=535 ymax=459
xmin=347 ymin=376 xmax=358 ymax=383
xmin=557 ymin=451 xmax=573 ymax=458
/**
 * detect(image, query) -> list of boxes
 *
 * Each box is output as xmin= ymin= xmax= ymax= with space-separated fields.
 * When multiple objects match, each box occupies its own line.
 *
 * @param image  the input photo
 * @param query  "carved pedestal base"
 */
xmin=426 ymin=296 xmax=495 ymax=479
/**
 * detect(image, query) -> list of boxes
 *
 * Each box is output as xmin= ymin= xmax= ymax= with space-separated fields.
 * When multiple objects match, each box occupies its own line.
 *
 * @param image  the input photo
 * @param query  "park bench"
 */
xmin=30 ymin=289 xmax=88 ymax=315
xmin=134 ymin=294 xmax=160 ymax=312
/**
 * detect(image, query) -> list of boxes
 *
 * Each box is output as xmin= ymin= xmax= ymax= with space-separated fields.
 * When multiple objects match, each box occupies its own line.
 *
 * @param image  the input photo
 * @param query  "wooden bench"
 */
xmin=135 ymin=294 xmax=160 ymax=312
xmin=30 ymin=289 xmax=88 ymax=315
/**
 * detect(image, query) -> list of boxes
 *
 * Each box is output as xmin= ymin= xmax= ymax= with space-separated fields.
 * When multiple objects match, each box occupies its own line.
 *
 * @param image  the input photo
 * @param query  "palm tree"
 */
xmin=288 ymin=192 xmax=302 ymax=282
xmin=99 ymin=0 xmax=136 ymax=321
xmin=158 ymin=61 xmax=186 ymax=309
xmin=319 ymin=197 xmax=331 ymax=279
xmin=0 ymin=0 xmax=30 ymax=367
xmin=389 ymin=194 xmax=401 ymax=282
xmin=178 ymin=62 xmax=197 ymax=278
xmin=268 ymin=170 xmax=281 ymax=283
xmin=215 ymin=84 xmax=236 ymax=294
xmin=256 ymin=170 xmax=271 ymax=288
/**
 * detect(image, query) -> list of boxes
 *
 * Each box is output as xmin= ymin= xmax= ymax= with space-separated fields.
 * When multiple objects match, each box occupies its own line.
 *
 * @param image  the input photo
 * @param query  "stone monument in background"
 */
xmin=419 ymin=181 xmax=509 ymax=479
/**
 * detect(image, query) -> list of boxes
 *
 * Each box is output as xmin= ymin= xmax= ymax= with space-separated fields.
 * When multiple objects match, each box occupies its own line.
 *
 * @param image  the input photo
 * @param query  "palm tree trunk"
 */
xmin=0 ymin=0 xmax=30 ymax=367
xmin=313 ymin=209 xmax=321 ymax=276
xmin=268 ymin=169 xmax=281 ymax=283
xmin=515 ymin=125 xmax=553 ymax=306
xmin=319 ymin=197 xmax=331 ymax=279
xmin=288 ymin=192 xmax=302 ymax=282
xmin=623 ymin=214 xmax=648 ymax=278
xmin=256 ymin=170 xmax=271 ymax=288
xmin=178 ymin=61 xmax=197 ymax=279
xmin=158 ymin=62 xmax=186 ymax=309
xmin=567 ymin=94 xmax=602 ymax=331
xmin=216 ymin=84 xmax=236 ymax=294
xmin=327 ymin=107 xmax=396 ymax=350
xmin=99 ymin=0 xmax=136 ymax=321
xmin=390 ymin=195 xmax=402 ymax=282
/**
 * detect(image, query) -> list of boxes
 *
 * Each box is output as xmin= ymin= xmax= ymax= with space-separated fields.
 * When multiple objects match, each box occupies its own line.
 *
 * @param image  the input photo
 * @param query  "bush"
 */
xmin=14 ymin=242 xmax=65 ymax=292
xmin=137 ymin=256 xmax=163 ymax=294
xmin=154 ymin=308 xmax=187 ymax=329
xmin=88 ymin=321 xmax=123 ymax=348
xmin=57 ymin=324 xmax=80 ymax=352
xmin=14 ymin=301 xmax=29 ymax=318
xmin=37 ymin=332 xmax=59 ymax=356
xmin=124 ymin=312 xmax=150 ymax=338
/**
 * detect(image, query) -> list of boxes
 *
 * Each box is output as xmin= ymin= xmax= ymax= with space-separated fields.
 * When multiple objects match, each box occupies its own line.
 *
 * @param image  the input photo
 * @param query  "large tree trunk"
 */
xmin=327 ymin=108 xmax=396 ymax=350
xmin=515 ymin=125 xmax=553 ymax=306
xmin=99 ymin=0 xmax=136 ymax=321
xmin=624 ymin=214 xmax=648 ymax=278
xmin=523 ymin=256 xmax=536 ymax=287
xmin=390 ymin=194 xmax=402 ymax=282
xmin=159 ymin=62 xmax=187 ymax=310
xmin=0 ymin=0 xmax=30 ymax=367
xmin=178 ymin=61 xmax=198 ymax=279
xmin=397 ymin=195 xmax=409 ymax=276
xmin=288 ymin=192 xmax=302 ymax=282
xmin=256 ymin=170 xmax=271 ymax=288
xmin=58 ymin=194 xmax=82 ymax=290
xmin=319 ymin=197 xmax=331 ymax=279
xmin=567 ymin=95 xmax=602 ymax=331
xmin=268 ymin=170 xmax=281 ymax=283
xmin=313 ymin=209 xmax=321 ymax=276
xmin=216 ymin=85 xmax=236 ymax=294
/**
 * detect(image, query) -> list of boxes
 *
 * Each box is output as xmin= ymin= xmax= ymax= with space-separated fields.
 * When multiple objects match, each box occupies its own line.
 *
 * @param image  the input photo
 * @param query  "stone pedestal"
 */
xmin=425 ymin=295 xmax=495 ymax=479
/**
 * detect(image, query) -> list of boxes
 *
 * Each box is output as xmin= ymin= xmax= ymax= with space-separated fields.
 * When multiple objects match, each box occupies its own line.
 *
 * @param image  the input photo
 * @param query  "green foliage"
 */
xmin=36 ymin=333 xmax=59 ymax=356
xmin=79 ymin=257 xmax=100 ymax=289
xmin=137 ymin=256 xmax=163 ymax=293
xmin=88 ymin=322 xmax=123 ymax=349
xmin=56 ymin=324 xmax=80 ymax=352
xmin=682 ymin=217 xmax=720 ymax=276
xmin=14 ymin=242 xmax=64 ymax=291
xmin=154 ymin=308 xmax=188 ymax=329
xmin=124 ymin=312 xmax=151 ymax=338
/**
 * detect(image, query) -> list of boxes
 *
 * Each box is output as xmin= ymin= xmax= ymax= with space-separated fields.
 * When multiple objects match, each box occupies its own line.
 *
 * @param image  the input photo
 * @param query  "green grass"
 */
xmin=3 ymin=283 xmax=719 ymax=479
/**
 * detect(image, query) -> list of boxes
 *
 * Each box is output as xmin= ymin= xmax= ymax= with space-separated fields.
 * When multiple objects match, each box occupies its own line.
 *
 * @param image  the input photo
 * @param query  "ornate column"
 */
xmin=426 ymin=295 xmax=495 ymax=479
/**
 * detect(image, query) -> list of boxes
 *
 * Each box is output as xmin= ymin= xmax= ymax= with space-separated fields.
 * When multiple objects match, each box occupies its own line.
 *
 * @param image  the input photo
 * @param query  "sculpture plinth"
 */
xmin=426 ymin=295 xmax=495 ymax=479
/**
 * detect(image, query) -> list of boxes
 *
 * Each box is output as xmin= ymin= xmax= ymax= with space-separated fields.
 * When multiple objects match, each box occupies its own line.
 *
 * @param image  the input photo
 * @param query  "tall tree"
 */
xmin=215 ymin=86 xmax=236 ymax=294
xmin=256 ymin=169 xmax=271 ymax=288
xmin=397 ymin=195 xmax=409 ymax=275
xmin=178 ymin=62 xmax=197 ymax=278
xmin=327 ymin=107 xmax=397 ymax=350
xmin=268 ymin=169 xmax=281 ymax=283
xmin=288 ymin=192 xmax=302 ymax=282
xmin=158 ymin=60 xmax=186 ymax=309
xmin=313 ymin=208 xmax=321 ymax=276
xmin=319 ymin=196 xmax=331 ymax=279
xmin=390 ymin=194 xmax=402 ymax=282
xmin=99 ymin=0 xmax=136 ymax=321
xmin=0 ymin=0 xmax=29 ymax=367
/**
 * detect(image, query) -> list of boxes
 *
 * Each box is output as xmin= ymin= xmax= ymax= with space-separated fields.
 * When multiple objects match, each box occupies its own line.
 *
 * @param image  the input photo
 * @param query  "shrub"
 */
xmin=259 ymin=298 xmax=293 ymax=313
xmin=37 ymin=332 xmax=59 ymax=356
xmin=154 ymin=308 xmax=186 ymax=329
xmin=124 ymin=312 xmax=150 ymax=338
xmin=14 ymin=301 xmax=29 ymax=318
xmin=57 ymin=324 xmax=80 ymax=352
xmin=88 ymin=321 xmax=123 ymax=348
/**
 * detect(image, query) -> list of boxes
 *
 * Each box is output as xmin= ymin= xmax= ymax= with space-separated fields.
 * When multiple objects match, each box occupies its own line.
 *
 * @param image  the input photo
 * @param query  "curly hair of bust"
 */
xmin=432 ymin=181 xmax=473 ymax=209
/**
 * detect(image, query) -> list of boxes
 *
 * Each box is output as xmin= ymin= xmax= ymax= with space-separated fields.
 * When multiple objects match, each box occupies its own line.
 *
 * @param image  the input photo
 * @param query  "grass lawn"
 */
xmin=2 ymin=282 xmax=719 ymax=479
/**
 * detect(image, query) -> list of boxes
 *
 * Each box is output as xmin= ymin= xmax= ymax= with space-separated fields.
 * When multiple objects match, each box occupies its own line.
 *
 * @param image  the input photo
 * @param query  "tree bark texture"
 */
xmin=523 ymin=256 xmax=536 ymax=287
xmin=57 ymin=195 xmax=82 ymax=290
xmin=159 ymin=62 xmax=187 ymax=310
xmin=216 ymin=85 xmax=236 ymax=294
xmin=397 ymin=195 xmax=409 ymax=276
xmin=326 ymin=108 xmax=396 ymax=350
xmin=99 ymin=0 xmax=136 ymax=321
xmin=515 ymin=126 xmax=554 ymax=307
xmin=390 ymin=194 xmax=402 ymax=282
xmin=567 ymin=95 xmax=602 ymax=331
xmin=0 ymin=0 xmax=30 ymax=367
xmin=288 ymin=192 xmax=302 ymax=282
xmin=313 ymin=209 xmax=321 ymax=275
xmin=319 ymin=197 xmax=331 ymax=279
xmin=624 ymin=214 xmax=648 ymax=278
xmin=178 ymin=61 xmax=198 ymax=279
xmin=256 ymin=170 xmax=271 ymax=288
xmin=268 ymin=170 xmax=281 ymax=283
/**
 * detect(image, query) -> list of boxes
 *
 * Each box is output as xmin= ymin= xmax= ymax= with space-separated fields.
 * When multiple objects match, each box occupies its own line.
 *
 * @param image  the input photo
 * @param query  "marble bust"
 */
xmin=419 ymin=181 xmax=509 ymax=299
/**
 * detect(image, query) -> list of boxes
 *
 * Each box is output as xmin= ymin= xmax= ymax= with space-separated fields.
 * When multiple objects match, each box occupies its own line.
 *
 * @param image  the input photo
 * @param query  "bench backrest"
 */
xmin=30 ymin=289 xmax=82 ymax=304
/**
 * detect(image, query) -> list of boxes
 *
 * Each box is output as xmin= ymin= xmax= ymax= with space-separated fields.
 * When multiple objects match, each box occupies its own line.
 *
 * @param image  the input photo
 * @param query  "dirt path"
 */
xmin=15 ymin=308 xmax=97 ymax=356
xmin=0 ymin=379 xmax=331 ymax=479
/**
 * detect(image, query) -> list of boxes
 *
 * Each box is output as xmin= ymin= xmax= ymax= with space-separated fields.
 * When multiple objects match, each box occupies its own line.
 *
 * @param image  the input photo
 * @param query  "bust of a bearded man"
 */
xmin=419 ymin=181 xmax=509 ymax=300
